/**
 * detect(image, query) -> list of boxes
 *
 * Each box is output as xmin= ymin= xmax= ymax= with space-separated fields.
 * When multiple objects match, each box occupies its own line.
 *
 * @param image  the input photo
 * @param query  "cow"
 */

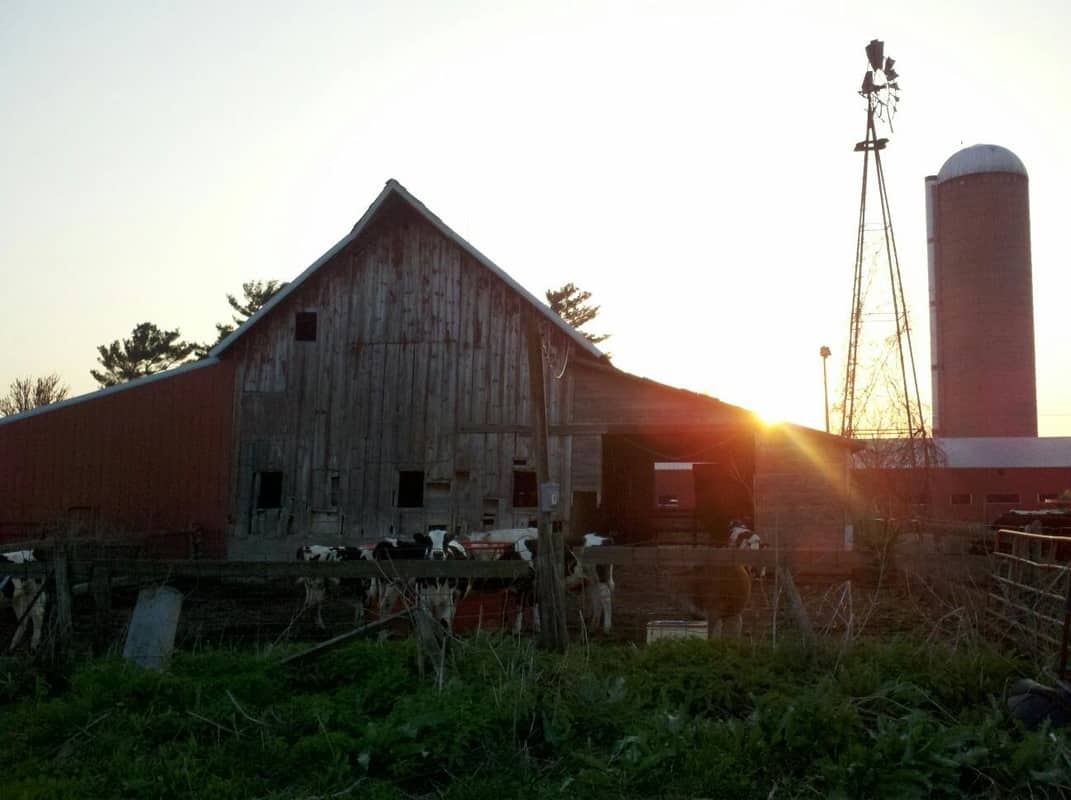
xmin=570 ymin=533 xmax=615 ymax=634
xmin=371 ymin=530 xmax=470 ymax=629
xmin=1 ymin=549 xmax=47 ymax=652
xmin=675 ymin=522 xmax=765 ymax=637
xmin=415 ymin=529 xmax=470 ymax=629
xmin=295 ymin=544 xmax=374 ymax=629
xmin=728 ymin=519 xmax=767 ymax=578
xmin=463 ymin=530 xmax=615 ymax=635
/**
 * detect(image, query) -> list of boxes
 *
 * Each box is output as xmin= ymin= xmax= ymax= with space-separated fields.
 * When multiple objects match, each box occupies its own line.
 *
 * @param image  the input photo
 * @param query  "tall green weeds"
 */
xmin=0 ymin=635 xmax=1067 ymax=799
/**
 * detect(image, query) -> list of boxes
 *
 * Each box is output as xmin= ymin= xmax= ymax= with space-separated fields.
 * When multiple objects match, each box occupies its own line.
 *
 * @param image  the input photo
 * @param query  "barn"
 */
xmin=0 ymin=180 xmax=854 ymax=558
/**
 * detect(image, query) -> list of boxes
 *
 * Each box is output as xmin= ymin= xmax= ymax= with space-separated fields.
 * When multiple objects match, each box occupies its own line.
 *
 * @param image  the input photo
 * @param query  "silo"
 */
xmin=926 ymin=144 xmax=1037 ymax=438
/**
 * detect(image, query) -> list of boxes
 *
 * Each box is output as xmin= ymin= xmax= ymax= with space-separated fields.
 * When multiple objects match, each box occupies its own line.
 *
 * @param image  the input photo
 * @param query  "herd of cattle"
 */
xmin=0 ymin=521 xmax=768 ymax=652
xmin=295 ymin=528 xmax=617 ymax=635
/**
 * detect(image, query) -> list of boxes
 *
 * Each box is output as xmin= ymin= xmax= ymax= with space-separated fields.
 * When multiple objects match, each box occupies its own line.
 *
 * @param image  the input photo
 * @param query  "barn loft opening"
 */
xmin=397 ymin=470 xmax=424 ymax=507
xmin=256 ymin=472 xmax=283 ymax=509
xmin=295 ymin=311 xmax=318 ymax=342
xmin=512 ymin=471 xmax=537 ymax=508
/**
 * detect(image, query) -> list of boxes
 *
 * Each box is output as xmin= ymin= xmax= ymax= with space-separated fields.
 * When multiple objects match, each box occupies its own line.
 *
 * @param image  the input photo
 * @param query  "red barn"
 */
xmin=0 ymin=180 xmax=854 ymax=557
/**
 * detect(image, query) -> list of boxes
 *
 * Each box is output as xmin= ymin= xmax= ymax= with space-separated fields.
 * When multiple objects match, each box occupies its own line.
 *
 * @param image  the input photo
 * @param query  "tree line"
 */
xmin=1 ymin=281 xmax=606 ymax=416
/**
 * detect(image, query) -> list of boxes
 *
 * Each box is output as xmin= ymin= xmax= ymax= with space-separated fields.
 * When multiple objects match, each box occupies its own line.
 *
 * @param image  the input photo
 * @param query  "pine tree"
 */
xmin=545 ymin=282 xmax=609 ymax=345
xmin=213 ymin=279 xmax=287 ymax=344
xmin=91 ymin=322 xmax=198 ymax=387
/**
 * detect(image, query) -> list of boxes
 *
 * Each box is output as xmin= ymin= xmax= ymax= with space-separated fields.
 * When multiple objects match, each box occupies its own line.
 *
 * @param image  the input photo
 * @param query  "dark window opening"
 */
xmin=329 ymin=473 xmax=341 ymax=508
xmin=950 ymin=493 xmax=972 ymax=505
xmin=256 ymin=472 xmax=283 ymax=509
xmin=398 ymin=470 xmax=424 ymax=508
xmin=512 ymin=458 xmax=528 ymax=466
xmin=295 ymin=311 xmax=318 ymax=342
xmin=986 ymin=493 xmax=1020 ymax=504
xmin=513 ymin=471 xmax=537 ymax=507
xmin=481 ymin=514 xmax=496 ymax=528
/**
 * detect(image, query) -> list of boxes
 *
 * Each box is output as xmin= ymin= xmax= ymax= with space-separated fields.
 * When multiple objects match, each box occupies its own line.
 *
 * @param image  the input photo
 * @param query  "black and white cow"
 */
xmin=572 ymin=533 xmax=615 ymax=633
xmin=416 ymin=529 xmax=470 ymax=628
xmin=464 ymin=530 xmax=615 ymax=634
xmin=1 ymin=549 xmax=47 ymax=652
xmin=370 ymin=530 xmax=469 ymax=629
xmin=295 ymin=544 xmax=374 ymax=629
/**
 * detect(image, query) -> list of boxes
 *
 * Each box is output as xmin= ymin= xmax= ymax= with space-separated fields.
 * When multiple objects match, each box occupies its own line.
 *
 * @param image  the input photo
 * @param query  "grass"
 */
xmin=1 ymin=634 xmax=1068 ymax=799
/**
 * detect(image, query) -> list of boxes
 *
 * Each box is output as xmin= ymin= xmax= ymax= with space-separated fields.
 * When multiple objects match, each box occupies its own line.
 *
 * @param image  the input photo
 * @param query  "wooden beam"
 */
xmin=64 ymin=559 xmax=531 ymax=583
xmin=276 ymin=611 xmax=408 ymax=665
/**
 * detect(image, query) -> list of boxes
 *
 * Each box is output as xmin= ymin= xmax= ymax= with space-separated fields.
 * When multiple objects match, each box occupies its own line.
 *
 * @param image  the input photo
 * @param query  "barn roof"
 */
xmin=0 ymin=357 xmax=221 ymax=427
xmin=210 ymin=179 xmax=607 ymax=361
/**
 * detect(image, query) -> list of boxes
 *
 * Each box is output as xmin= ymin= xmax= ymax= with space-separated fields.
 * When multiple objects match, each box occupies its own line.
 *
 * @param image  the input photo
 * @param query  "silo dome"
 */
xmin=937 ymin=144 xmax=1028 ymax=184
xmin=925 ymin=143 xmax=1037 ymax=438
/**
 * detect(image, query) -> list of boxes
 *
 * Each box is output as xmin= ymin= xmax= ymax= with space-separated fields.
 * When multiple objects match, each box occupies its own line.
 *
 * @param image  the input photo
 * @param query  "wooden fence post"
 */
xmin=53 ymin=543 xmax=73 ymax=646
xmin=777 ymin=550 xmax=815 ymax=646
xmin=92 ymin=562 xmax=112 ymax=652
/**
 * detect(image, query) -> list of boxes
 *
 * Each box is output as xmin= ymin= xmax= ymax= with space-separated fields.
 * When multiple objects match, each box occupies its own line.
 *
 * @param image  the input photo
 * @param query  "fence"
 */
xmin=0 ymin=533 xmax=1004 ymax=661
xmin=987 ymin=527 xmax=1071 ymax=679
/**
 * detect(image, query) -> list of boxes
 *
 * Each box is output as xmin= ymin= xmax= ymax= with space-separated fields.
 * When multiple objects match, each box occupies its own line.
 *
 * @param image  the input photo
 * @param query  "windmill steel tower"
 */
xmin=926 ymin=144 xmax=1037 ymax=438
xmin=841 ymin=39 xmax=927 ymax=444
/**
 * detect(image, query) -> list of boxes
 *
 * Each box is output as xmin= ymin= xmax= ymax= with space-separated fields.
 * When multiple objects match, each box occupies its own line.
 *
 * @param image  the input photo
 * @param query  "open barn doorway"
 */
xmin=601 ymin=431 xmax=754 ymax=544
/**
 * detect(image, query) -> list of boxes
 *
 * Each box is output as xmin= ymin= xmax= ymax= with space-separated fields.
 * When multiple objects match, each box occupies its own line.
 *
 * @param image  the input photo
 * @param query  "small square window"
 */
xmin=985 ymin=493 xmax=1020 ymax=504
xmin=256 ymin=472 xmax=283 ymax=509
xmin=513 ymin=471 xmax=537 ymax=508
xmin=295 ymin=311 xmax=318 ymax=342
xmin=398 ymin=470 xmax=424 ymax=508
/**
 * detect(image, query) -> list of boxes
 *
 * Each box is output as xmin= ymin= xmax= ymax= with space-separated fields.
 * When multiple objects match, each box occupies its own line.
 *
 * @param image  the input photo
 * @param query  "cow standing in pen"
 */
xmin=1 ymin=549 xmax=47 ymax=652
xmin=295 ymin=544 xmax=374 ymax=629
xmin=414 ymin=529 xmax=470 ymax=629
xmin=461 ymin=530 xmax=615 ymax=635
xmin=369 ymin=529 xmax=470 ymax=629
xmin=676 ymin=522 xmax=765 ymax=637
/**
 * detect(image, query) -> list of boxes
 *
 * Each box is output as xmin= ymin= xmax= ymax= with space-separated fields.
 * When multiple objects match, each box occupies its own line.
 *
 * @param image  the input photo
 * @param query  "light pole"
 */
xmin=820 ymin=346 xmax=832 ymax=433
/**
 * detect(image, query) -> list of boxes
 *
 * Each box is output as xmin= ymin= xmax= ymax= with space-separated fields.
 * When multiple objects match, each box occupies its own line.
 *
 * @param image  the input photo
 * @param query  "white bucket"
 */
xmin=645 ymin=619 xmax=708 ymax=643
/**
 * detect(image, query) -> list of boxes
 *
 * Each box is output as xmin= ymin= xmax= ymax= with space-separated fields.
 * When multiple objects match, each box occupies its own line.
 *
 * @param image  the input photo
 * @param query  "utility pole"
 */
xmin=525 ymin=313 xmax=568 ymax=652
xmin=820 ymin=345 xmax=831 ymax=434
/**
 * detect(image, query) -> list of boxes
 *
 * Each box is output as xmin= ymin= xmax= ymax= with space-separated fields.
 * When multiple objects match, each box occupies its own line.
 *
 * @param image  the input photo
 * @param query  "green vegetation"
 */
xmin=1 ymin=636 xmax=1068 ymax=799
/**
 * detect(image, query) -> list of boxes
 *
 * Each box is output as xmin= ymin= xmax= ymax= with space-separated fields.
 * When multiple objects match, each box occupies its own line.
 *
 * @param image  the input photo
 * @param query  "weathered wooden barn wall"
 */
xmin=0 ymin=360 xmax=235 ymax=544
xmin=561 ymin=363 xmax=761 ymax=542
xmin=226 ymin=196 xmax=586 ymax=558
xmin=753 ymin=424 xmax=853 ymax=551
xmin=567 ymin=362 xmax=756 ymax=491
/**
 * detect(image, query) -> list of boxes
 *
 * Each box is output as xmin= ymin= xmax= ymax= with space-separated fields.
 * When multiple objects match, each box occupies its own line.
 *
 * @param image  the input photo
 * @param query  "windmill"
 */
xmin=840 ymin=39 xmax=927 ymax=450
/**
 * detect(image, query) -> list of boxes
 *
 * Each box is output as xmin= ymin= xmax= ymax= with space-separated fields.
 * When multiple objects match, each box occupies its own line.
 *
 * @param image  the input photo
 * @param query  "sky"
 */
xmin=1 ymin=0 xmax=1069 ymax=435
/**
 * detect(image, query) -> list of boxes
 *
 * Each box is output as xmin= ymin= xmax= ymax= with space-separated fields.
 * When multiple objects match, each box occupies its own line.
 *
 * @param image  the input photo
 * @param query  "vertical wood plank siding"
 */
xmin=0 ymin=362 xmax=235 ymax=544
xmin=227 ymin=201 xmax=577 ymax=557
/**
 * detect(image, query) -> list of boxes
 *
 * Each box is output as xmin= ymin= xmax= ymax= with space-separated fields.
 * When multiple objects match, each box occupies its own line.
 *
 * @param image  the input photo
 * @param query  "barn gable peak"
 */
xmin=209 ymin=179 xmax=606 ymax=361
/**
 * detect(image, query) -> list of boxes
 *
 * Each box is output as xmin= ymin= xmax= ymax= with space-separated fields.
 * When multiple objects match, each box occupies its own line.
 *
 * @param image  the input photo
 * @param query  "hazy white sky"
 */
xmin=2 ymin=0 xmax=1068 ymax=434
